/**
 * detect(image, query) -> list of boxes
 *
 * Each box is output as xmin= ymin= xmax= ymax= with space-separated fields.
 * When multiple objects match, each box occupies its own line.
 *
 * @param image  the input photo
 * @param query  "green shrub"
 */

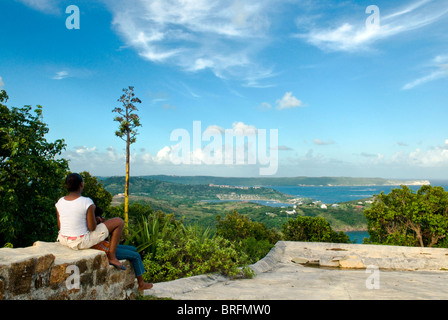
xmin=142 ymin=233 xmax=253 ymax=283
xmin=216 ymin=210 xmax=280 ymax=244
xmin=125 ymin=207 xmax=184 ymax=256
xmin=364 ymin=185 xmax=448 ymax=247
xmin=215 ymin=210 xmax=281 ymax=263
xmin=282 ymin=216 xmax=350 ymax=243
xmin=239 ymin=237 xmax=273 ymax=262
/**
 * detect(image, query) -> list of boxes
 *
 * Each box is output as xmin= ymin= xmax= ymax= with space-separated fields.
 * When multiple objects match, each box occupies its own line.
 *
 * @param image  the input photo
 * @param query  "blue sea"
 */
xmin=204 ymin=181 xmax=448 ymax=244
xmin=270 ymin=181 xmax=448 ymax=204
xmin=269 ymin=181 xmax=448 ymax=244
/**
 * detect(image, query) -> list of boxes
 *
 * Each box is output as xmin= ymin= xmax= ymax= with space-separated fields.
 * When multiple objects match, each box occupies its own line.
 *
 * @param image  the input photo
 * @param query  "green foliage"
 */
xmin=282 ymin=215 xmax=350 ymax=243
xmin=109 ymin=203 xmax=254 ymax=282
xmin=126 ymin=207 xmax=185 ymax=255
xmin=216 ymin=210 xmax=280 ymax=244
xmin=142 ymin=232 xmax=253 ymax=283
xmin=0 ymin=90 xmax=69 ymax=247
xmin=364 ymin=185 xmax=448 ymax=247
xmin=101 ymin=176 xmax=290 ymax=202
xmin=78 ymin=171 xmax=113 ymax=212
xmin=216 ymin=210 xmax=281 ymax=262
xmin=112 ymin=86 xmax=142 ymax=144
xmin=239 ymin=237 xmax=273 ymax=262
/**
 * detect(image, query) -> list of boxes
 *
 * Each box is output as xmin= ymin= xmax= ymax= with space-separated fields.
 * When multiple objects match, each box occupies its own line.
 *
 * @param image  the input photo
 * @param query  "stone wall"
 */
xmin=0 ymin=241 xmax=136 ymax=300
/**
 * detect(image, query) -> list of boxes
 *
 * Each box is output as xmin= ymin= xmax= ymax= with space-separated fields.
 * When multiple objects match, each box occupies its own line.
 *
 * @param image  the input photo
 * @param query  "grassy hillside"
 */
xmin=101 ymin=175 xmax=370 ymax=232
xmin=101 ymin=176 xmax=293 ymax=201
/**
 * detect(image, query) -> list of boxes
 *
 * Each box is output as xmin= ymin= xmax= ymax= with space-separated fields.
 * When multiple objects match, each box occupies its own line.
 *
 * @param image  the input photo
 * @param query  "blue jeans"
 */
xmin=115 ymin=245 xmax=145 ymax=277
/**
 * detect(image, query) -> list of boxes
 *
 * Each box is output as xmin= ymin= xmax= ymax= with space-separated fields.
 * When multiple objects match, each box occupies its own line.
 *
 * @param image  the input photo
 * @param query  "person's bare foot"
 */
xmin=138 ymin=282 xmax=153 ymax=292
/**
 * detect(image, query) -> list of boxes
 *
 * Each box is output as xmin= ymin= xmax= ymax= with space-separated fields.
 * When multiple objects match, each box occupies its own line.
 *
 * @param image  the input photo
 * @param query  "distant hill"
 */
xmin=124 ymin=175 xmax=430 ymax=187
xmin=100 ymin=176 xmax=292 ymax=202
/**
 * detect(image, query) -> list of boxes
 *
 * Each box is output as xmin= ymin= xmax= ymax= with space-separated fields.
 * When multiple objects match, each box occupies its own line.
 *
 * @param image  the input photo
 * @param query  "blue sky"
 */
xmin=1 ymin=0 xmax=447 ymax=179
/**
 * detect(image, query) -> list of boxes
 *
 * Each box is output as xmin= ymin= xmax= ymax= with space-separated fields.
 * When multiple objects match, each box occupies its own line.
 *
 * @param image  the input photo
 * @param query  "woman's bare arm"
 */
xmin=86 ymin=204 xmax=97 ymax=231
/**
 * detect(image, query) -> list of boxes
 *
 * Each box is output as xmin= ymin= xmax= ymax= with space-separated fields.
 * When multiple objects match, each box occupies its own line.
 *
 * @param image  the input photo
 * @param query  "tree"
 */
xmin=364 ymin=185 xmax=448 ymax=247
xmin=216 ymin=210 xmax=280 ymax=244
xmin=281 ymin=215 xmax=350 ymax=243
xmin=0 ymin=90 xmax=69 ymax=247
xmin=216 ymin=210 xmax=281 ymax=263
xmin=112 ymin=86 xmax=142 ymax=235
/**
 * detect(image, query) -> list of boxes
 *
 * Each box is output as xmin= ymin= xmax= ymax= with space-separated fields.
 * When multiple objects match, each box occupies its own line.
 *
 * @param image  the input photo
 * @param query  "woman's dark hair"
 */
xmin=65 ymin=173 xmax=83 ymax=192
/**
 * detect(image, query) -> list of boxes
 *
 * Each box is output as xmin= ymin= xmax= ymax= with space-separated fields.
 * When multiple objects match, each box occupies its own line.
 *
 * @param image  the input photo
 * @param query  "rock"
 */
xmin=338 ymin=255 xmax=365 ymax=269
xmin=319 ymin=257 xmax=340 ymax=268
xmin=291 ymin=257 xmax=310 ymax=265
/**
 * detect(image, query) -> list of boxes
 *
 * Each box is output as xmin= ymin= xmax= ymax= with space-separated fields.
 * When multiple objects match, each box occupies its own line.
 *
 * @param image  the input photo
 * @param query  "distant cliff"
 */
xmin=384 ymin=179 xmax=430 ymax=186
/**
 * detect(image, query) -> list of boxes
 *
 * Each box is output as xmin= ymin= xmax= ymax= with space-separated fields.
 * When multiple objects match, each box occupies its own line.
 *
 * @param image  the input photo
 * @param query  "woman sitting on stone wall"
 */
xmin=55 ymin=173 xmax=125 ymax=270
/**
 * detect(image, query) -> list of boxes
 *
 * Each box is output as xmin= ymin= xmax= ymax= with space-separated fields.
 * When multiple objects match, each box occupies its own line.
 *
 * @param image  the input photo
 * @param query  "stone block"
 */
xmin=35 ymin=254 xmax=55 ymax=273
xmin=75 ymin=259 xmax=88 ymax=274
xmin=0 ymin=277 xmax=5 ymax=300
xmin=9 ymin=258 xmax=35 ymax=296
xmin=291 ymin=257 xmax=309 ymax=265
xmin=49 ymin=263 xmax=70 ymax=285
xmin=338 ymin=255 xmax=365 ymax=269
xmin=96 ymin=268 xmax=108 ymax=285
xmin=319 ymin=257 xmax=341 ymax=268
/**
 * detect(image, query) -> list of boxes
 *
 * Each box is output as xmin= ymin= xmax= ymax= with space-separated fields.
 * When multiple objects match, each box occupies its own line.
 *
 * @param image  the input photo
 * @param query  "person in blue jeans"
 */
xmin=95 ymin=207 xmax=153 ymax=293
xmin=116 ymin=244 xmax=153 ymax=292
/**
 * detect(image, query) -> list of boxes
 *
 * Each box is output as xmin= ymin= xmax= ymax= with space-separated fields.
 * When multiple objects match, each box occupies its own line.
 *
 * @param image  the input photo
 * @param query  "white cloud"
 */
xmin=276 ymin=92 xmax=303 ymax=110
xmin=17 ymin=0 xmax=61 ymax=15
xmin=74 ymin=146 xmax=97 ymax=154
xmin=105 ymin=0 xmax=276 ymax=86
xmin=403 ymin=55 xmax=448 ymax=90
xmin=377 ymin=140 xmax=448 ymax=168
xmin=51 ymin=68 xmax=92 ymax=80
xmin=296 ymin=0 xmax=448 ymax=52
xmin=0 ymin=76 xmax=4 ymax=88
xmin=231 ymin=122 xmax=257 ymax=135
xmin=52 ymin=71 xmax=70 ymax=80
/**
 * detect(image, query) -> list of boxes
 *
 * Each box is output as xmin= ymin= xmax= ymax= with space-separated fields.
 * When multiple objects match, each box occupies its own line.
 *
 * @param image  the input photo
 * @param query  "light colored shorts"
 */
xmin=57 ymin=223 xmax=109 ymax=250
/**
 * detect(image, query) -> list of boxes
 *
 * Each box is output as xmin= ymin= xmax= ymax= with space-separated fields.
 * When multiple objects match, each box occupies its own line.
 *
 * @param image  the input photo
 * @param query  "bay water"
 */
xmin=270 ymin=184 xmax=448 ymax=204
xmin=268 ymin=181 xmax=448 ymax=244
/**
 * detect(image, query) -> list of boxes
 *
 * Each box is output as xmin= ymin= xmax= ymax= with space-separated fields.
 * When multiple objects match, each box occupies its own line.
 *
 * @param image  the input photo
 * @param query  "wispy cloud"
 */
xmin=105 ymin=0 xmax=276 ymax=86
xmin=313 ymin=139 xmax=335 ymax=146
xmin=16 ymin=0 xmax=61 ymax=15
xmin=51 ymin=68 xmax=93 ymax=80
xmin=52 ymin=70 xmax=70 ymax=80
xmin=0 ymin=76 xmax=4 ymax=88
xmin=403 ymin=55 xmax=448 ymax=90
xmin=295 ymin=0 xmax=448 ymax=52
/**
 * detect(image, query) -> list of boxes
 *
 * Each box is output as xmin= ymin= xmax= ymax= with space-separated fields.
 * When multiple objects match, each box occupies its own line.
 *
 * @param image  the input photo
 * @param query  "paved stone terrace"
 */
xmin=144 ymin=241 xmax=448 ymax=300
